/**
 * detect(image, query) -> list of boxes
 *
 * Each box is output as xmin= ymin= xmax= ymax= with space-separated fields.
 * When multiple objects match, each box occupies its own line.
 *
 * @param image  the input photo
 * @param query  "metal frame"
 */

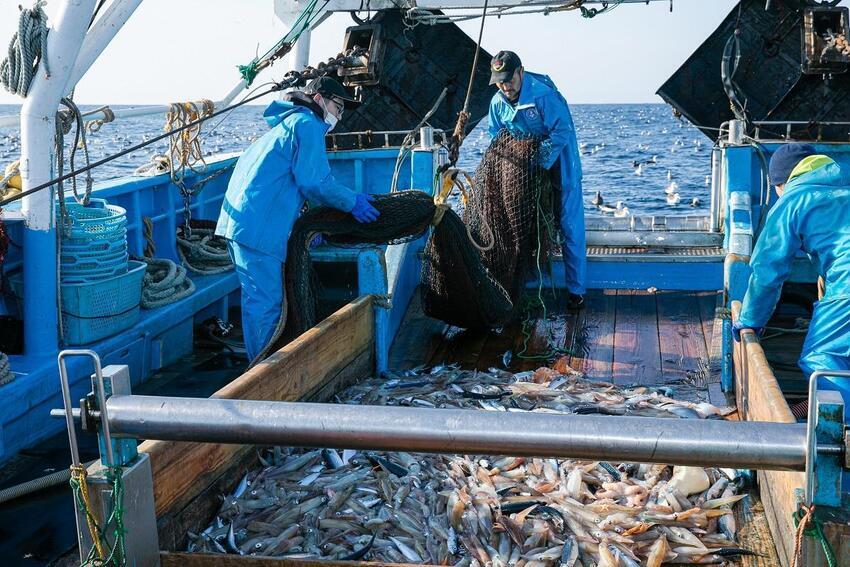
xmin=805 ymin=369 xmax=850 ymax=508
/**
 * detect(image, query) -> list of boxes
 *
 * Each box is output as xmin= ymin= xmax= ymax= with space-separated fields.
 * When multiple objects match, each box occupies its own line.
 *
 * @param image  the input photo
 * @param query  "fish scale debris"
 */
xmin=189 ymin=364 xmax=747 ymax=565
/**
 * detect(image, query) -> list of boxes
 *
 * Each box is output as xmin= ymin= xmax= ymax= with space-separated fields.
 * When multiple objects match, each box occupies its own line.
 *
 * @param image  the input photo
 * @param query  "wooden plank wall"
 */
xmin=732 ymin=301 xmax=804 ymax=567
xmin=142 ymin=296 xmax=375 ymax=549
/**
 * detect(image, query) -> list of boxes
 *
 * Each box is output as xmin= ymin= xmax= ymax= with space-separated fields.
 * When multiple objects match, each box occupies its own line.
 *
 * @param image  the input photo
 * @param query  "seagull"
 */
xmin=665 ymin=181 xmax=679 ymax=195
xmin=691 ymin=197 xmax=701 ymax=207
xmin=667 ymin=192 xmax=681 ymax=206
xmin=614 ymin=202 xmax=630 ymax=217
xmin=600 ymin=200 xmax=628 ymax=215
xmin=635 ymin=163 xmax=644 ymax=176
xmin=591 ymin=191 xmax=603 ymax=206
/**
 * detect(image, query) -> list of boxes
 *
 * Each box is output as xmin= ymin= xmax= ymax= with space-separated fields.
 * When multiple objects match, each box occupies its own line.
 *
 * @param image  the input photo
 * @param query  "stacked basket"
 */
xmin=58 ymin=199 xmax=146 ymax=344
xmin=12 ymin=199 xmax=146 ymax=345
xmin=60 ymin=199 xmax=130 ymax=282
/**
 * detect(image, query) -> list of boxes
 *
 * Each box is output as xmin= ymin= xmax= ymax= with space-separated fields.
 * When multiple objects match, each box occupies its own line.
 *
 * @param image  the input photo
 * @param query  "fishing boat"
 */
xmin=0 ymin=0 xmax=848 ymax=565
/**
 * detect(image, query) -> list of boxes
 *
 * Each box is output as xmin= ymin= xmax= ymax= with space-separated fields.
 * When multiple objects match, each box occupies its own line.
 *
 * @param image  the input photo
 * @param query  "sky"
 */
xmin=0 ymin=0 xmax=750 ymax=106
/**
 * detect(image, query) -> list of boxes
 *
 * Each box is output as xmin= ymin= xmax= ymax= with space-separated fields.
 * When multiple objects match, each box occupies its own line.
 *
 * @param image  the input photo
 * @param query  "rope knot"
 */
xmin=431 ymin=203 xmax=449 ymax=227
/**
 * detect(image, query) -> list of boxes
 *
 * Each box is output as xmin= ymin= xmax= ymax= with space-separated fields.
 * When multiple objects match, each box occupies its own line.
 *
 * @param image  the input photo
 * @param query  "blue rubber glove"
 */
xmin=351 ymin=194 xmax=380 ymax=223
xmin=309 ymin=234 xmax=324 ymax=248
xmin=732 ymin=321 xmax=763 ymax=342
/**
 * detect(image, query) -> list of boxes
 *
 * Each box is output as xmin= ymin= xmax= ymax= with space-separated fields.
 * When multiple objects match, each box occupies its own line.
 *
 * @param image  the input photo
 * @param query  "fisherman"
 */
xmin=487 ymin=50 xmax=586 ymax=310
xmin=216 ymin=77 xmax=380 ymax=362
xmin=734 ymin=144 xmax=850 ymax=377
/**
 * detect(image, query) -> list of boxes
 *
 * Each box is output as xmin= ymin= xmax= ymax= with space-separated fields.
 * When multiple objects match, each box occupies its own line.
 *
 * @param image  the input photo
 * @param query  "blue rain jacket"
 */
xmin=740 ymin=157 xmax=850 ymax=375
xmin=488 ymin=71 xmax=586 ymax=293
xmin=216 ymin=96 xmax=357 ymax=261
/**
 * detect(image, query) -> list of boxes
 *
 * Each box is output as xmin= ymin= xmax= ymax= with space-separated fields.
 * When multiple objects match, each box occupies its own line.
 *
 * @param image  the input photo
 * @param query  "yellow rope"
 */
xmin=70 ymin=464 xmax=105 ymax=560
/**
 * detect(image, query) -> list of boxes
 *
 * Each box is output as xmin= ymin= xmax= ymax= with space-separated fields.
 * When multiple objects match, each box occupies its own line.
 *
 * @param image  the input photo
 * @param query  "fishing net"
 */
xmin=455 ymin=129 xmax=557 ymax=313
xmin=252 ymin=131 xmax=556 ymax=364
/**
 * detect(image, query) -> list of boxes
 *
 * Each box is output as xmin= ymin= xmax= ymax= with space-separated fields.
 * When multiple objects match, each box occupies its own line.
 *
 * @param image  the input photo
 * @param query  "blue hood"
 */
xmin=262 ymin=92 xmax=325 ymax=128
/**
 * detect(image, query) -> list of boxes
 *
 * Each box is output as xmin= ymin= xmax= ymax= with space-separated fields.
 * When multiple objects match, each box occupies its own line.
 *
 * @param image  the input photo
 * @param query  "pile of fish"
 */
xmin=189 ymin=363 xmax=753 ymax=565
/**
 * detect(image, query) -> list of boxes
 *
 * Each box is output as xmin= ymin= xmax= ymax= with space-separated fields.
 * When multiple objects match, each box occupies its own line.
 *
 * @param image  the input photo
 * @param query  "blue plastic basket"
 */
xmin=59 ymin=199 xmax=129 ymax=283
xmin=63 ymin=229 xmax=128 ymax=252
xmin=61 ymin=198 xmax=127 ymax=240
xmin=60 ymin=255 xmax=130 ymax=283
xmin=9 ymin=260 xmax=146 ymax=345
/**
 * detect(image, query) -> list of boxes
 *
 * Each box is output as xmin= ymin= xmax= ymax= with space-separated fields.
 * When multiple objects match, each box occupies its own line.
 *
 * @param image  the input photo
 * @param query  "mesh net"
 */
xmin=459 ymin=129 xmax=557 ymax=310
xmin=252 ymin=131 xmax=557 ymax=364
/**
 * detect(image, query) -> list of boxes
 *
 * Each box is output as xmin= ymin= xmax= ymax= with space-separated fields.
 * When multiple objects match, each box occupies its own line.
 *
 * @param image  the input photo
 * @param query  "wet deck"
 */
xmin=390 ymin=289 xmax=726 ymax=405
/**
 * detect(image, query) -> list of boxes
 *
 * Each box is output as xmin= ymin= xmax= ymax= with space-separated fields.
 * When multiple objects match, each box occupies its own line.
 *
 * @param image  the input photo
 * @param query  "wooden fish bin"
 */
xmin=130 ymin=290 xmax=813 ymax=566
xmin=151 ymin=296 xmax=377 ymax=563
xmin=731 ymin=301 xmax=850 ymax=567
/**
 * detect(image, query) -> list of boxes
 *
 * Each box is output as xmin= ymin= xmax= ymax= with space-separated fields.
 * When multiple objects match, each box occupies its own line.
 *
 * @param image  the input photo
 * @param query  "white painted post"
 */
xmin=290 ymin=28 xmax=312 ymax=72
xmin=20 ymin=0 xmax=97 ymax=354
xmin=275 ymin=0 xmax=315 ymax=77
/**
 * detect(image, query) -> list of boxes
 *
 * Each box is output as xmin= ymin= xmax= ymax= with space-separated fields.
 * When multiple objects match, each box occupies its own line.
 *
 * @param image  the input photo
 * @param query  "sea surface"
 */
xmin=0 ymin=103 xmax=712 ymax=216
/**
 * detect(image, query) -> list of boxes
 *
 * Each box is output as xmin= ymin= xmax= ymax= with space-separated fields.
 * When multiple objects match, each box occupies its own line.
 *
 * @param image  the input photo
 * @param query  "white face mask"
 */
xmin=319 ymin=97 xmax=340 ymax=131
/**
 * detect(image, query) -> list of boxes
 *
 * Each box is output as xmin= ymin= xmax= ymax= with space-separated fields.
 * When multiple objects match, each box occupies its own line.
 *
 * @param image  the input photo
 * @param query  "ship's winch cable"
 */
xmin=0 ymin=86 xmax=279 ymax=209
xmin=238 ymin=0 xmax=331 ymax=86
xmin=0 ymin=47 xmax=368 ymax=209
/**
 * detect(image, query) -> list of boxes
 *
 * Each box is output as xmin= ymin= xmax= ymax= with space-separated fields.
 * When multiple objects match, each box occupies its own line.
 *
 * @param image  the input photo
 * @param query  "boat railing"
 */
xmin=752 ymin=120 xmax=850 ymax=141
xmin=327 ymin=128 xmax=448 ymax=150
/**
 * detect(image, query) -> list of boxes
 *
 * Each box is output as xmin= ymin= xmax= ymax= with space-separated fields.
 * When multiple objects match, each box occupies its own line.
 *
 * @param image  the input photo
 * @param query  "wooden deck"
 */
xmin=390 ymin=289 xmax=726 ymax=405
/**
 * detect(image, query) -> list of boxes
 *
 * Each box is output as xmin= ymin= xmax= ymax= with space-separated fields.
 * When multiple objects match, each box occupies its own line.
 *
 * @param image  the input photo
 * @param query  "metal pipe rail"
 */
xmin=106 ymin=395 xmax=810 ymax=471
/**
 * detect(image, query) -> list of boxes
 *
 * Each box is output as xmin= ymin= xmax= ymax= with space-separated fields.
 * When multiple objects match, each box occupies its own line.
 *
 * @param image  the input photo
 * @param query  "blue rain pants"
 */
xmin=227 ymin=241 xmax=283 ymax=363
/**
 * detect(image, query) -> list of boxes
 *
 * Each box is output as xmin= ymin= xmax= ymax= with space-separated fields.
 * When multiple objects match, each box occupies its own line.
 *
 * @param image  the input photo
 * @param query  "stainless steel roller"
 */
xmin=106 ymin=395 xmax=809 ymax=471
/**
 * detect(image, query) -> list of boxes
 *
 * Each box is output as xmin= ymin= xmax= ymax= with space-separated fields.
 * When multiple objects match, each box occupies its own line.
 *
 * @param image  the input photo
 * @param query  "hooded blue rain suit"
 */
xmin=739 ymin=156 xmax=850 ymax=381
xmin=488 ymin=71 xmax=586 ymax=294
xmin=216 ymin=94 xmax=357 ymax=361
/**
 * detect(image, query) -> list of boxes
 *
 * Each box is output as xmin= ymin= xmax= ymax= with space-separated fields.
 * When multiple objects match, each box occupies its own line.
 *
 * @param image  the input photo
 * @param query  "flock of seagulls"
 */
xmin=590 ymin=163 xmax=702 ymax=216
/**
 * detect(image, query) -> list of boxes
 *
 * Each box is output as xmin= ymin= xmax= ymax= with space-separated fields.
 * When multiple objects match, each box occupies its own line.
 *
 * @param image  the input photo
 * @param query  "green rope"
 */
xmin=237 ymin=0 xmax=323 ymax=85
xmin=70 ymin=466 xmax=128 ymax=566
xmin=793 ymin=507 xmax=838 ymax=567
xmin=516 ymin=174 xmax=574 ymax=362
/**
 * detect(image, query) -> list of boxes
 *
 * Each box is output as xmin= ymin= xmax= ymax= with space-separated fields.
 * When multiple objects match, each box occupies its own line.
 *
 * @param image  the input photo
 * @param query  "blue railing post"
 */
xmin=23 ymin=226 xmax=58 ymax=355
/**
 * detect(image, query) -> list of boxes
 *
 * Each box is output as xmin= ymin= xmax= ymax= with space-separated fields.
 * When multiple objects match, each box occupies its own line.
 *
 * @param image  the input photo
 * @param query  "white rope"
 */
xmin=0 ymin=1 xmax=50 ymax=97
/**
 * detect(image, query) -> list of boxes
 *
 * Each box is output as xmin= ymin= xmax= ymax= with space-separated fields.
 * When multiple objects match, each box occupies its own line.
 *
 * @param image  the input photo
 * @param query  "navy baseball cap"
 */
xmin=305 ymin=77 xmax=359 ymax=109
xmin=489 ymin=51 xmax=522 ymax=85
xmin=768 ymin=143 xmax=817 ymax=185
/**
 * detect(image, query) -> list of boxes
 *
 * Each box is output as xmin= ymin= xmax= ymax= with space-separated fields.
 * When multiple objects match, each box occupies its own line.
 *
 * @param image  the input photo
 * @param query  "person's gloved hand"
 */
xmin=351 ymin=193 xmax=380 ymax=223
xmin=732 ymin=321 xmax=763 ymax=342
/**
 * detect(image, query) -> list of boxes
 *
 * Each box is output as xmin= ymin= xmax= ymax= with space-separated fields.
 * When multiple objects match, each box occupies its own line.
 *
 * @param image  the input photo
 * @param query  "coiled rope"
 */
xmin=137 ymin=217 xmax=196 ymax=309
xmin=140 ymin=257 xmax=195 ymax=309
xmin=176 ymin=226 xmax=232 ymax=275
xmin=0 ymin=352 xmax=13 ymax=385
xmin=0 ymin=1 xmax=50 ymax=97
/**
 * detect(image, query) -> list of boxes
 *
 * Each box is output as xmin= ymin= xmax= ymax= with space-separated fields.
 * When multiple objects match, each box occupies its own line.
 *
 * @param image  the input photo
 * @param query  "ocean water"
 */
xmin=0 ymin=103 xmax=712 ymax=216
